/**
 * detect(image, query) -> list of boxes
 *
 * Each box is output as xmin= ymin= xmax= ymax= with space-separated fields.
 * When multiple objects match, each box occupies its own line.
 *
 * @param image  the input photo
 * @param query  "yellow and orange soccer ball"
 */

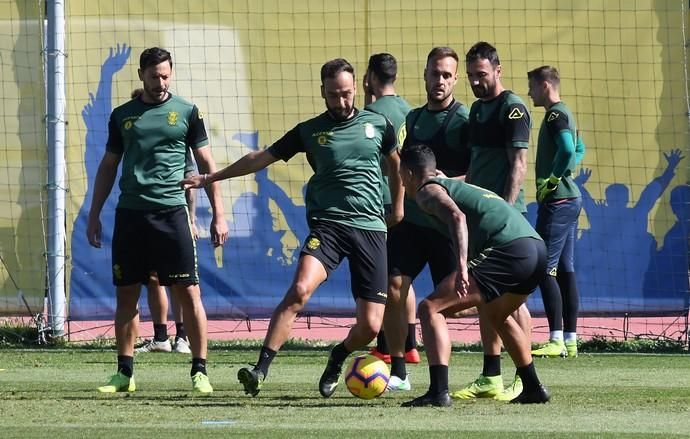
xmin=344 ymin=354 xmax=390 ymax=400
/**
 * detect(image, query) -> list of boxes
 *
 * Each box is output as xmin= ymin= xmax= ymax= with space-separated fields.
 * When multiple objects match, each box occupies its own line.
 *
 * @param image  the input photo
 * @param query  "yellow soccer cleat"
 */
xmin=192 ymin=372 xmax=213 ymax=394
xmin=450 ymin=374 xmax=503 ymax=399
xmin=98 ymin=371 xmax=135 ymax=393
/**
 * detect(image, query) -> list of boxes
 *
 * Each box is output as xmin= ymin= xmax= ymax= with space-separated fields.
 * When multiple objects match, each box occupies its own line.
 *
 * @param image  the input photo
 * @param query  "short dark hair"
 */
xmin=400 ymin=144 xmax=437 ymax=176
xmin=139 ymin=47 xmax=173 ymax=70
xmin=465 ymin=41 xmax=500 ymax=67
xmin=321 ymin=58 xmax=355 ymax=83
xmin=427 ymin=46 xmax=459 ymax=65
xmin=528 ymin=65 xmax=560 ymax=88
xmin=367 ymin=53 xmax=397 ymax=84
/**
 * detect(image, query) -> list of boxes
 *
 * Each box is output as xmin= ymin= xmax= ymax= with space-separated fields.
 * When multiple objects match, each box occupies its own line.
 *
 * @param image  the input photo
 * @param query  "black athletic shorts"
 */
xmin=387 ymin=220 xmax=457 ymax=286
xmin=301 ymin=219 xmax=388 ymax=304
xmin=112 ymin=206 xmax=198 ymax=287
xmin=469 ymin=237 xmax=547 ymax=303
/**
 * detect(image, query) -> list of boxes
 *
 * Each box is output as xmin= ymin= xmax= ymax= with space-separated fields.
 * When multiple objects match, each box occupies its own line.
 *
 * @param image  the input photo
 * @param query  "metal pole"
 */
xmin=45 ymin=0 xmax=66 ymax=336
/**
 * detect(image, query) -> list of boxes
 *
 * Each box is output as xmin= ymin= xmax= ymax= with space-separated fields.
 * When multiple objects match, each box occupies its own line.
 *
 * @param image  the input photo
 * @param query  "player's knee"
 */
xmin=286 ymin=281 xmax=314 ymax=309
xmin=417 ymin=299 xmax=434 ymax=323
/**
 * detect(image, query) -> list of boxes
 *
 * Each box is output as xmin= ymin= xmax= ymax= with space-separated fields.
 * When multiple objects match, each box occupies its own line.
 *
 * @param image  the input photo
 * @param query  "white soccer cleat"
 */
xmin=386 ymin=374 xmax=411 ymax=392
xmin=173 ymin=337 xmax=192 ymax=354
xmin=135 ymin=339 xmax=172 ymax=353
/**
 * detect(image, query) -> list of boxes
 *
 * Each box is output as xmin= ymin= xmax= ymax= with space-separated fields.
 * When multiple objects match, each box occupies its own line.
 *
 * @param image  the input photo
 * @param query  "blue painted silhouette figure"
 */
xmin=643 ymin=184 xmax=690 ymax=310
xmin=574 ymin=149 xmax=684 ymax=312
xmin=69 ymin=44 xmax=131 ymax=319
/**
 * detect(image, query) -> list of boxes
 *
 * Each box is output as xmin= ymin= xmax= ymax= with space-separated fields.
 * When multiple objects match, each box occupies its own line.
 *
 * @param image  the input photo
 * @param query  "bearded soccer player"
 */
xmin=384 ymin=47 xmax=470 ymax=391
xmin=181 ymin=58 xmax=404 ymax=398
xmin=453 ymin=41 xmax=533 ymax=401
xmin=87 ymin=47 xmax=228 ymax=394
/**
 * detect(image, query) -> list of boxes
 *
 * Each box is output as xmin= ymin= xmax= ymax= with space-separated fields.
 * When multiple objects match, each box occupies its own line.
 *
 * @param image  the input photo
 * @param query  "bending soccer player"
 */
xmin=398 ymin=144 xmax=550 ymax=407
xmin=181 ymin=58 xmax=404 ymax=398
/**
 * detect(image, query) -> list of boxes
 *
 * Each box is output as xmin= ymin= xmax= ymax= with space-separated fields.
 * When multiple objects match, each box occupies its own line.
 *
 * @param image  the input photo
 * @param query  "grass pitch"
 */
xmin=0 ymin=347 xmax=689 ymax=438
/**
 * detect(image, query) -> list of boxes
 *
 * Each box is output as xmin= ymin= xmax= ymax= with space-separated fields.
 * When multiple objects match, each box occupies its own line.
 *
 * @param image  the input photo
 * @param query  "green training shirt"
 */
xmin=106 ymin=94 xmax=208 ymax=209
xmin=403 ymin=100 xmax=470 ymax=231
xmin=365 ymin=95 xmax=412 ymax=205
xmin=467 ymin=90 xmax=530 ymax=213
xmin=535 ymin=101 xmax=582 ymax=199
xmin=269 ymin=109 xmax=397 ymax=232
xmin=423 ymin=177 xmax=541 ymax=260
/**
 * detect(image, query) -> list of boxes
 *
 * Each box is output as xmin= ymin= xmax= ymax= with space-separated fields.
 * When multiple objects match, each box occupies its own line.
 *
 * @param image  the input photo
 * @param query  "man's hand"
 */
xmin=86 ymin=217 xmax=102 ymax=248
xmin=536 ymin=174 xmax=561 ymax=203
xmin=180 ymin=173 xmax=208 ymax=190
xmin=455 ymin=267 xmax=470 ymax=297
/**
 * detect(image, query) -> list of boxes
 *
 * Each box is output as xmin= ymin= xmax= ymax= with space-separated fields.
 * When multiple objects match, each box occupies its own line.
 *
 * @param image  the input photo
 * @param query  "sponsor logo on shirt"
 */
xmin=508 ymin=107 xmax=525 ymax=120
xmin=547 ymin=112 xmax=559 ymax=122
xmin=312 ymin=131 xmax=334 ymax=146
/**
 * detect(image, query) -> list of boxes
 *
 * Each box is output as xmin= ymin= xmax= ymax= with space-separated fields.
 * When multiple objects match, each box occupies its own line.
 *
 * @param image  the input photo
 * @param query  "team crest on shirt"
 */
xmin=167 ymin=111 xmax=178 ymax=126
xmin=547 ymin=112 xmax=560 ymax=122
xmin=312 ymin=130 xmax=333 ymax=146
xmin=112 ymin=264 xmax=122 ymax=281
xmin=122 ymin=116 xmax=138 ymax=130
xmin=363 ymin=122 xmax=375 ymax=139
xmin=306 ymin=237 xmax=320 ymax=250
xmin=508 ymin=107 xmax=525 ymax=120
xmin=317 ymin=135 xmax=327 ymax=145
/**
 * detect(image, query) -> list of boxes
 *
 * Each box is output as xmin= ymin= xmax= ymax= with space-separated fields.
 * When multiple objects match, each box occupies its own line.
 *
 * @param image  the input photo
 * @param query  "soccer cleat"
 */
xmin=369 ymin=347 xmax=391 ymax=364
xmin=405 ymin=348 xmax=421 ymax=364
xmin=173 ymin=337 xmax=192 ymax=354
xmin=386 ymin=374 xmax=411 ymax=392
xmin=191 ymin=372 xmax=213 ymax=394
xmin=318 ymin=358 xmax=343 ymax=398
xmin=565 ymin=340 xmax=578 ymax=358
xmin=531 ymin=339 xmax=567 ymax=358
xmin=97 ymin=371 xmax=135 ymax=393
xmin=494 ymin=375 xmax=523 ymax=401
xmin=135 ymin=339 xmax=172 ymax=353
xmin=401 ymin=391 xmax=452 ymax=407
xmin=450 ymin=374 xmax=503 ymax=399
xmin=510 ymin=384 xmax=550 ymax=404
xmin=237 ymin=367 xmax=264 ymax=397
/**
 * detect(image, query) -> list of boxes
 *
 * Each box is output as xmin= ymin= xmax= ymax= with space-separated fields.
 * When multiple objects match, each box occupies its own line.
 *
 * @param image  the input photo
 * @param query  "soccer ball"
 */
xmin=344 ymin=354 xmax=390 ymax=400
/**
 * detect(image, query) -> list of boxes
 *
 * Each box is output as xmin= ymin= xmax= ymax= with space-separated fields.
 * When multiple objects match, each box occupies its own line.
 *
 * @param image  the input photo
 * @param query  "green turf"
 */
xmin=0 ymin=348 xmax=689 ymax=438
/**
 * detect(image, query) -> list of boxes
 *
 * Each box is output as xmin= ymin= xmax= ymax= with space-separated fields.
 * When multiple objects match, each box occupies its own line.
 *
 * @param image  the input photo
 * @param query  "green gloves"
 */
xmin=536 ymin=174 xmax=561 ymax=202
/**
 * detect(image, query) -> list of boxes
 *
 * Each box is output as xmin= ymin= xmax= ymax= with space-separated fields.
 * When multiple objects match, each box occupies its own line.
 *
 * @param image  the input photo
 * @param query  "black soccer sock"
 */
xmin=516 ymin=362 xmax=541 ymax=392
xmin=429 ymin=364 xmax=449 ymax=395
xmin=390 ymin=356 xmax=406 ymax=379
xmin=117 ymin=355 xmax=134 ymax=378
xmin=405 ymin=324 xmax=417 ymax=351
xmin=153 ymin=323 xmax=168 ymax=342
xmin=330 ymin=342 xmax=351 ymax=366
xmin=175 ymin=322 xmax=187 ymax=340
xmin=255 ymin=346 xmax=277 ymax=378
xmin=376 ymin=331 xmax=389 ymax=353
xmin=540 ymin=275 xmax=563 ymax=332
xmin=558 ymin=271 xmax=580 ymax=333
xmin=482 ymin=354 xmax=501 ymax=377
xmin=191 ymin=358 xmax=207 ymax=376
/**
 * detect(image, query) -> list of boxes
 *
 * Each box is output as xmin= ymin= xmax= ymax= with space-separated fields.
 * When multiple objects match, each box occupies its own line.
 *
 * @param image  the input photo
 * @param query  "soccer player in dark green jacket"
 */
xmin=527 ymin=65 xmax=586 ymax=359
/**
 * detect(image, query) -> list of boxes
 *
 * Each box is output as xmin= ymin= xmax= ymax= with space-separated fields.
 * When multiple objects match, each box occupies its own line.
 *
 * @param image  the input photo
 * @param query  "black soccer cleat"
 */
xmin=318 ymin=358 xmax=343 ymax=398
xmin=509 ymin=384 xmax=551 ymax=404
xmin=237 ymin=367 xmax=264 ymax=397
xmin=401 ymin=391 xmax=452 ymax=407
